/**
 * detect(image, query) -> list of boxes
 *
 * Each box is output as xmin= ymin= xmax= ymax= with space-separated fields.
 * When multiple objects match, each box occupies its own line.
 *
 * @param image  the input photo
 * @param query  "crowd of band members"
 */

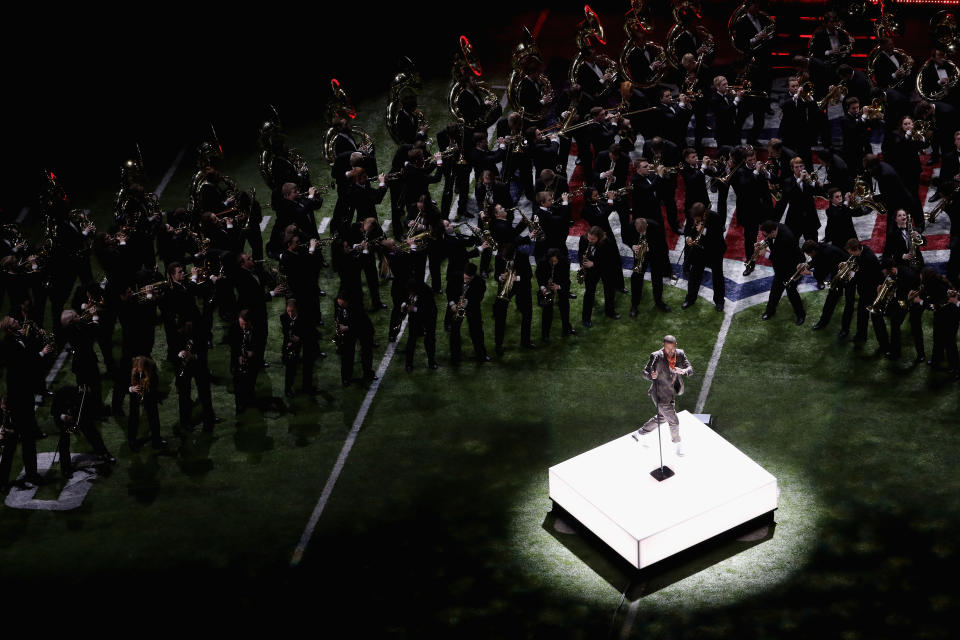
xmin=1 ymin=3 xmax=959 ymax=492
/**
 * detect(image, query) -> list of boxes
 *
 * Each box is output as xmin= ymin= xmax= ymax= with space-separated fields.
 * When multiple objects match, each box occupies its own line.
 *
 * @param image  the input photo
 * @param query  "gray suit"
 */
xmin=640 ymin=348 xmax=693 ymax=442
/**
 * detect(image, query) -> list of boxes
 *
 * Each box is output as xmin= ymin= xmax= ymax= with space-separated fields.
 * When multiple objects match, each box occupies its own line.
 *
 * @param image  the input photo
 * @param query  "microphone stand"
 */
xmin=650 ymin=359 xmax=675 ymax=482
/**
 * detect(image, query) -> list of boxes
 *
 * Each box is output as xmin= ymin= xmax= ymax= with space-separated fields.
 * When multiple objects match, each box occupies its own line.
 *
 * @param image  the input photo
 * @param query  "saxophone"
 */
xmin=464 ymin=222 xmax=498 ymax=252
xmin=632 ymin=234 xmax=648 ymax=273
xmin=829 ymin=256 xmax=859 ymax=291
xmin=497 ymin=260 xmax=517 ymax=300
xmin=539 ymin=263 xmax=557 ymax=306
xmin=334 ymin=303 xmax=347 ymax=348
xmin=514 ymin=207 xmax=542 ymax=238
xmin=867 ymin=275 xmax=898 ymax=315
xmin=177 ymin=338 xmax=195 ymax=378
xmin=237 ymin=329 xmax=253 ymax=374
xmin=578 ymin=244 xmax=597 ymax=284
xmin=906 ymin=217 xmax=925 ymax=269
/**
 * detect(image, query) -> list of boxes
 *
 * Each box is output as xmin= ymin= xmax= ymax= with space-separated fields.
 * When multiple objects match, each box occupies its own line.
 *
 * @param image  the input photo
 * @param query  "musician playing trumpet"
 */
xmin=447 ymin=263 xmax=491 ymax=364
xmin=682 ymin=204 xmax=727 ymax=312
xmin=536 ymin=248 xmax=574 ymax=343
xmin=776 ymin=157 xmax=823 ymax=245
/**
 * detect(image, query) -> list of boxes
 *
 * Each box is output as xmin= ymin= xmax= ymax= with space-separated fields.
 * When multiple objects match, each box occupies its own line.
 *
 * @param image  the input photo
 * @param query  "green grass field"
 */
xmin=0 ymin=78 xmax=957 ymax=638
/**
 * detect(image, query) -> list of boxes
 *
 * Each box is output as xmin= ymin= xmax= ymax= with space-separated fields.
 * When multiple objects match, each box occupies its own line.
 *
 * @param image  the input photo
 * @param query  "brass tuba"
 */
xmin=568 ymin=6 xmax=619 ymax=97
xmin=931 ymin=10 xmax=960 ymax=56
xmin=665 ymin=1 xmax=715 ymax=68
xmin=620 ymin=6 xmax=671 ymax=89
xmin=866 ymin=46 xmax=913 ymax=90
xmin=507 ymin=27 xmax=554 ymax=122
xmin=385 ymin=56 xmax=428 ymax=145
xmin=323 ymin=78 xmax=374 ymax=166
xmin=917 ymin=56 xmax=960 ymax=101
xmin=729 ymin=2 xmax=775 ymax=55
xmin=448 ymin=35 xmax=501 ymax=129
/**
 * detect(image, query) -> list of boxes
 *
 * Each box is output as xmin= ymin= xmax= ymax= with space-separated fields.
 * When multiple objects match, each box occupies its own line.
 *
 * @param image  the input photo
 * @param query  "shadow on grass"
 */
xmin=543 ymin=503 xmax=776 ymax=601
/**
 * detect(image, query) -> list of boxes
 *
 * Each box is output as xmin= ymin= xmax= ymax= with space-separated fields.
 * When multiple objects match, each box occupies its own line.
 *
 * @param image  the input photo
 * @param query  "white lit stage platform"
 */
xmin=548 ymin=411 xmax=778 ymax=570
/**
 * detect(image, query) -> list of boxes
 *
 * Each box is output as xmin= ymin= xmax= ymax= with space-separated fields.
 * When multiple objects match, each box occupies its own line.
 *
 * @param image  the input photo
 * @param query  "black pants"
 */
xmin=57 ymin=421 xmax=110 ymax=476
xmin=233 ymin=365 xmax=259 ymax=413
xmin=540 ymin=289 xmax=571 ymax=339
xmin=494 ymin=289 xmax=533 ymax=347
xmin=657 ymin=179 xmax=680 ymax=230
xmin=0 ymin=407 xmax=39 ymax=485
xmin=931 ymin=305 xmax=960 ymax=370
xmin=389 ymin=185 xmax=405 ymax=240
xmin=405 ymin=316 xmax=437 ymax=367
xmin=441 ymin=164 xmax=471 ymax=217
xmin=427 ymin=245 xmax=445 ymax=293
xmin=284 ymin=339 xmax=317 ymax=392
xmin=582 ymin=272 xmax=617 ymax=322
xmin=340 ymin=330 xmax=374 ymax=382
xmin=818 ymin=283 xmax=857 ymax=329
xmin=127 ymin=394 xmax=164 ymax=447
xmin=740 ymin=220 xmax=760 ymax=265
xmin=479 ymin=247 xmax=493 ymax=276
xmin=359 ymin=253 xmax=382 ymax=307
xmin=686 ymin=253 xmax=726 ymax=305
xmin=450 ymin=312 xmax=487 ymax=361
xmin=176 ymin=365 xmax=216 ymax=431
xmin=765 ymin=276 xmax=804 ymax=318
xmin=631 ymin=260 xmax=667 ymax=306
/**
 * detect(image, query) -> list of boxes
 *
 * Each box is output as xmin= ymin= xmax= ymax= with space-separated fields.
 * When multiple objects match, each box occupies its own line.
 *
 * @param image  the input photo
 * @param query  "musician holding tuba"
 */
xmin=731 ymin=0 xmax=776 ymax=145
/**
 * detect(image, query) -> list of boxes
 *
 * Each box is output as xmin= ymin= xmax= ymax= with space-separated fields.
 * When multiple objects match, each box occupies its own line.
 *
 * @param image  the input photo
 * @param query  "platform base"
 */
xmin=548 ymin=411 xmax=778 ymax=570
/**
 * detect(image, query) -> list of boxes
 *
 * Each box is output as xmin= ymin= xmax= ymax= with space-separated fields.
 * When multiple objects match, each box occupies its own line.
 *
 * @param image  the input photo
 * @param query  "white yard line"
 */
xmin=695 ymin=302 xmax=737 ymax=414
xmin=318 ymin=217 xmax=332 ymax=235
xmin=154 ymin=146 xmax=186 ymax=198
xmin=290 ymin=315 xmax=411 ymax=567
xmin=259 ymin=215 xmax=271 ymax=233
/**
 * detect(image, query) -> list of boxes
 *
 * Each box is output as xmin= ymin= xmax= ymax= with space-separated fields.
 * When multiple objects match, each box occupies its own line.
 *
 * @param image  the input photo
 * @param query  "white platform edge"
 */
xmin=548 ymin=412 xmax=779 ymax=570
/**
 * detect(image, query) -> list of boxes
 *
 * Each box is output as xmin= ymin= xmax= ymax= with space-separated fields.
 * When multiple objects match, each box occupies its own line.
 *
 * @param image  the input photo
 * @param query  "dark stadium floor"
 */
xmin=2 ymin=7 xmax=960 ymax=637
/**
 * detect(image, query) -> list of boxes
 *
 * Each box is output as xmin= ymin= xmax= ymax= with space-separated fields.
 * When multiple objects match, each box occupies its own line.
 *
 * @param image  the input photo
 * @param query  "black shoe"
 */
xmin=101 ymin=454 xmax=117 ymax=465
xmin=405 ymin=364 xmax=413 ymax=372
xmin=495 ymin=345 xmax=504 ymax=356
xmin=582 ymin=320 xmax=592 ymax=328
xmin=916 ymin=353 xmax=927 ymax=363
xmin=523 ymin=342 xmax=537 ymax=349
xmin=816 ymin=282 xmax=825 ymax=290
xmin=761 ymin=312 xmax=773 ymax=320
xmin=318 ymin=290 xmax=327 ymax=297
xmin=742 ymin=264 xmax=755 ymax=276
xmin=152 ymin=438 xmax=168 ymax=450
xmin=838 ymin=329 xmax=849 ymax=339
xmin=542 ymin=336 xmax=551 ymax=344
xmin=812 ymin=320 xmax=826 ymax=331
xmin=262 ymin=362 xmax=270 ymax=369
xmin=715 ymin=302 xmax=725 ymax=312
xmin=655 ymin=302 xmax=671 ymax=312
xmin=619 ymin=288 xmax=628 ymax=295
xmin=607 ymin=313 xmax=620 ymax=320
xmin=671 ymin=226 xmax=683 ymax=235
xmin=563 ymin=326 xmax=577 ymax=336
xmin=129 ymin=440 xmax=141 ymax=453
xmin=568 ymin=292 xmax=577 ymax=299
xmin=851 ymin=333 xmax=866 ymax=343
xmin=428 ymin=361 xmax=439 ymax=369
xmin=302 ymin=386 xmax=321 ymax=395
xmin=682 ymin=300 xmax=695 ymax=310
xmin=342 ymin=379 xmax=351 ymax=387
xmin=285 ymin=389 xmax=295 ymax=398
xmin=480 ymin=271 xmax=489 ymax=279
xmin=318 ymin=351 xmax=327 ymax=359
xmin=629 ymin=306 xmax=638 ymax=317
xmin=476 ymin=354 xmax=492 ymax=362
xmin=795 ymin=313 xmax=806 ymax=326
xmin=370 ymin=302 xmax=388 ymax=311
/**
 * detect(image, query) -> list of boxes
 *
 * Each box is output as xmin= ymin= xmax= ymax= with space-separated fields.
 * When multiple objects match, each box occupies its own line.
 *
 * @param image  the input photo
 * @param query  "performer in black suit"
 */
xmin=807 ymin=240 xmax=857 ymax=331
xmin=274 ymin=181 xmax=323 ymax=249
xmin=839 ymin=97 xmax=880 ymax=174
xmin=641 ymin=137 xmax=682 ymax=234
xmin=171 ymin=317 xmax=217 ymax=433
xmin=492 ymin=241 xmax=534 ymax=355
xmin=51 ymin=385 xmax=115 ymax=479
xmin=581 ymin=187 xmax=615 ymax=240
xmin=402 ymin=278 xmax=438 ymax=372
xmin=882 ymin=116 xmax=925 ymax=226
xmin=923 ymin=269 xmax=960 ymax=375
xmin=653 ymin=88 xmax=692 ymax=150
xmin=437 ymin=123 xmax=471 ymax=219
xmin=126 ymin=356 xmax=167 ymax=451
xmin=709 ymin=77 xmax=744 ymax=148
xmin=823 ymin=188 xmax=868 ymax=249
xmin=775 ymin=156 xmax=823 ymax=245
xmin=400 ymin=148 xmax=443 ymax=218
xmin=874 ymin=259 xmax=924 ymax=360
xmin=475 ymin=170 xmax=512 ymax=219
xmin=624 ymin=217 xmax=671 ymax=315
xmin=536 ymin=248 xmax=574 ymax=343
xmin=234 ymin=253 xmax=285 ymax=367
xmin=732 ymin=0 xmax=775 ymax=145
xmin=731 ymin=146 xmax=774 ymax=276
xmin=759 ymin=221 xmax=805 ymax=324
xmin=808 ymin=11 xmax=852 ymax=91
xmin=844 ymin=238 xmax=883 ymax=344
xmin=578 ymin=226 xmax=620 ymax=326
xmin=682 ymin=204 xmax=727 ymax=312
xmin=865 ymin=155 xmax=919 ymax=233
xmin=532 ymin=191 xmax=570 ymax=261
xmin=679 ymin=148 xmax=709 ymax=215
xmin=447 ymin=263 xmax=490 ymax=363
xmin=0 ymin=317 xmax=53 ymax=490
xmin=467 ymin=133 xmax=507 ymax=183
xmin=778 ymin=78 xmax=816 ymax=170
xmin=883 ymin=209 xmax=925 ymax=270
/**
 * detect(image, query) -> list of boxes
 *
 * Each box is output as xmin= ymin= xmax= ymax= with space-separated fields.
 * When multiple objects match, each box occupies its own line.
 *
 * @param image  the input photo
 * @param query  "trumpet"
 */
xmin=925 ymin=191 xmax=953 ymax=224
xmin=862 ymin=98 xmax=885 ymax=121
xmin=133 ymin=280 xmax=171 ymax=302
xmin=744 ymin=238 xmax=770 ymax=271
xmin=817 ymin=83 xmax=847 ymax=109
xmin=867 ymin=275 xmax=898 ymax=315
xmin=829 ymin=256 xmax=858 ymax=291
xmin=578 ymin=244 xmax=597 ymax=284
xmin=632 ymin=235 xmax=648 ymax=273
xmin=785 ymin=261 xmax=812 ymax=287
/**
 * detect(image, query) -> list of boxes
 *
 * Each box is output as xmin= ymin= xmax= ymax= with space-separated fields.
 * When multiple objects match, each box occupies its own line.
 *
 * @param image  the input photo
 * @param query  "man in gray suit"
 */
xmin=637 ymin=335 xmax=694 ymax=456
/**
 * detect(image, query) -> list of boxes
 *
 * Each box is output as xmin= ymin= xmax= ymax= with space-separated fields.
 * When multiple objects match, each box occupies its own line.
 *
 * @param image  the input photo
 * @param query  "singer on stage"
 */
xmin=638 ymin=335 xmax=693 ymax=456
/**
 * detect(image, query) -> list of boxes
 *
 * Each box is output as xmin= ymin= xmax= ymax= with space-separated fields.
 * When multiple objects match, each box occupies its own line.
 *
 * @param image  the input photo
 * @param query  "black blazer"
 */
xmin=622 ymin=216 xmax=671 ymax=273
xmin=709 ymin=91 xmax=741 ymax=147
xmin=768 ymin=224 xmax=802 ymax=274
xmin=680 ymin=164 xmax=709 ymax=212
xmin=872 ymin=49 xmax=909 ymax=90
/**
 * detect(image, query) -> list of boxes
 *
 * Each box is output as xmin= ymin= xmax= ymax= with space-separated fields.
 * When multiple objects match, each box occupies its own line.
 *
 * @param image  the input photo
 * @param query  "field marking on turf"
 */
xmin=154 ymin=146 xmax=186 ymax=198
xmin=319 ymin=217 xmax=332 ymax=234
xmin=16 ymin=206 xmax=30 ymax=223
xmin=259 ymin=215 xmax=271 ymax=233
xmin=619 ymin=600 xmax=640 ymax=639
xmin=695 ymin=301 xmax=737 ymax=414
xmin=290 ymin=315 xmax=412 ymax=567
